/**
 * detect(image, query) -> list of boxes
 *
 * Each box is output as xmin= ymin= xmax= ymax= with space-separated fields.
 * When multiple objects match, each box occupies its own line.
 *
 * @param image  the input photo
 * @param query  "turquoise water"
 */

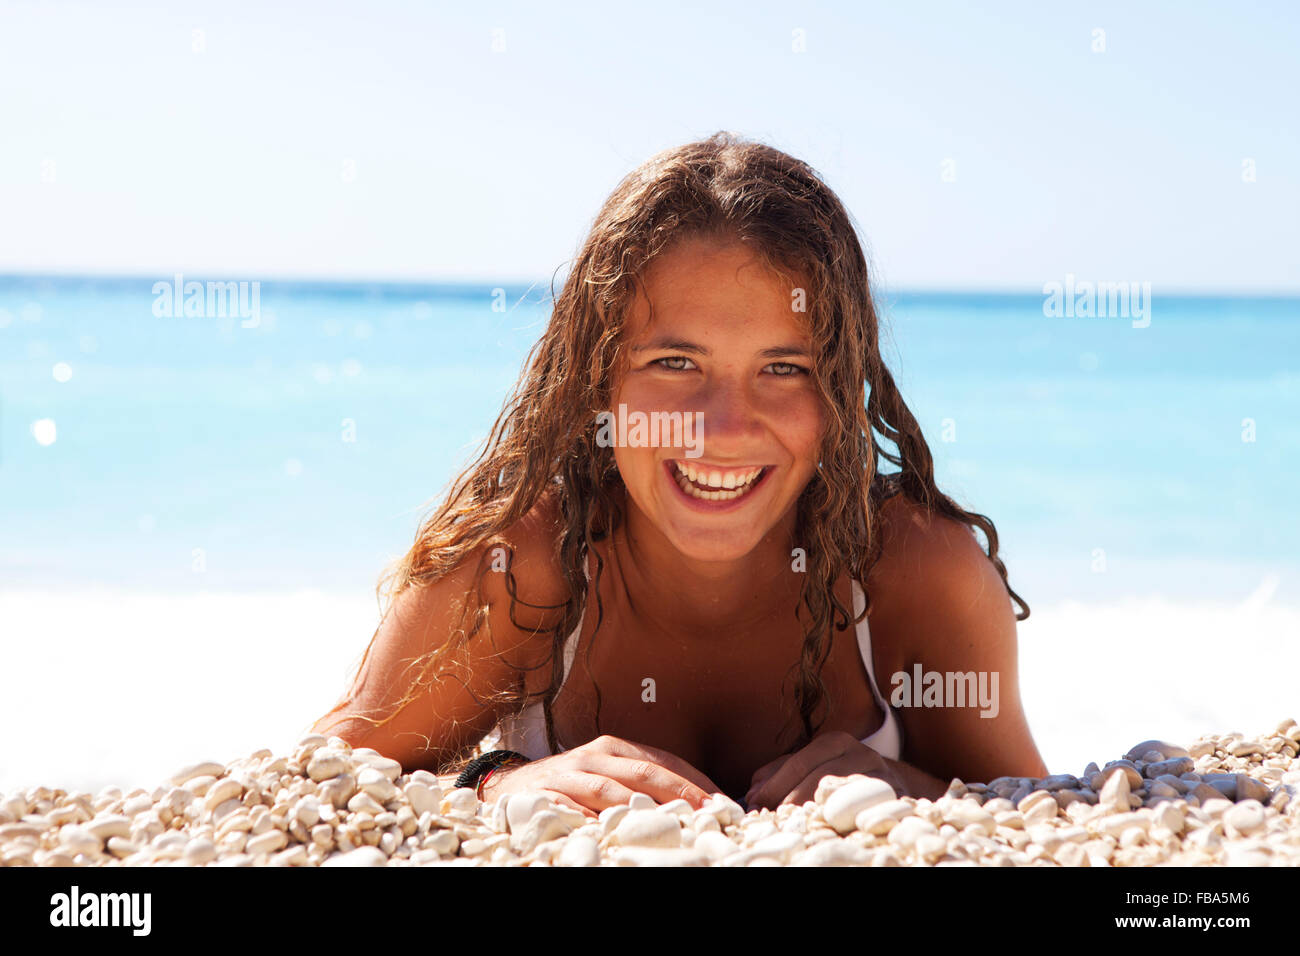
xmin=2 ymin=276 xmax=1297 ymax=604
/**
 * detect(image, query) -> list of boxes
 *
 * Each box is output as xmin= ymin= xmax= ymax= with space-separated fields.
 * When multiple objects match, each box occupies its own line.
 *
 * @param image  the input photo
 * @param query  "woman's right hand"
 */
xmin=479 ymin=735 xmax=723 ymax=819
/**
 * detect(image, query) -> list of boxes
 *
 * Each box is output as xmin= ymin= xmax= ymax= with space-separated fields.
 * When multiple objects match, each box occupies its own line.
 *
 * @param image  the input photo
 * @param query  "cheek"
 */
xmin=618 ymin=374 xmax=685 ymax=411
xmin=771 ymin=390 xmax=825 ymax=460
xmin=607 ymin=382 xmax=661 ymax=481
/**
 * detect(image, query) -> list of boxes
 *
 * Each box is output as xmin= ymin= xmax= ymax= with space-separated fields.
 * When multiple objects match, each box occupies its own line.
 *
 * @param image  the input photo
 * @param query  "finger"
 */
xmin=779 ymin=756 xmax=862 ymax=807
xmin=577 ymin=753 xmax=715 ymax=809
xmin=590 ymin=737 xmax=722 ymax=799
xmin=540 ymin=789 xmax=599 ymax=820
xmin=544 ymin=770 xmax=643 ymax=815
xmin=748 ymin=752 xmax=792 ymax=790
xmin=744 ymin=754 xmax=792 ymax=805
xmin=748 ymin=732 xmax=855 ymax=811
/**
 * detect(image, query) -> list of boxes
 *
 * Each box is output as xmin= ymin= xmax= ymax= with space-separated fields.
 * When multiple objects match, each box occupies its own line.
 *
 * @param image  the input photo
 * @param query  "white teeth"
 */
xmin=671 ymin=463 xmax=766 ymax=502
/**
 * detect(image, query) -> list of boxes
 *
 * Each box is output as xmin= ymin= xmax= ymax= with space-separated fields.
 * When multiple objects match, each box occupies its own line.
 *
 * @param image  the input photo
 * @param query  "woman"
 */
xmin=311 ymin=132 xmax=1048 ymax=820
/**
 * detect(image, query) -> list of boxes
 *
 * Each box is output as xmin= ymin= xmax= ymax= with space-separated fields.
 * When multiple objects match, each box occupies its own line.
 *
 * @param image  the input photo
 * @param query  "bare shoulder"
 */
xmin=865 ymin=491 xmax=1047 ymax=782
xmin=475 ymin=486 xmax=577 ymax=668
xmin=308 ymin=487 xmax=577 ymax=768
xmin=866 ymin=492 xmax=1003 ymax=619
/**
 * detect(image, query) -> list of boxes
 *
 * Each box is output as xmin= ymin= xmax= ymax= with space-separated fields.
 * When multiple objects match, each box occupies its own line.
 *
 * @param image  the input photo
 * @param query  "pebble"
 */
xmin=85 ymin=815 xmax=132 ymax=842
xmin=356 ymin=768 xmax=398 ymax=804
xmin=1093 ymin=761 xmax=1143 ymax=792
xmin=404 ymin=782 xmax=440 ymax=817
xmin=1018 ymin=791 xmax=1058 ymax=825
xmin=441 ymin=788 xmax=478 ymax=817
xmin=943 ymin=800 xmax=996 ymax=836
xmin=4 ymin=723 xmax=1300 ymax=868
xmin=1223 ymin=800 xmax=1266 ymax=837
xmin=556 ymin=835 xmax=600 ymax=867
xmin=611 ymin=809 xmax=681 ymax=849
xmin=886 ymin=816 xmax=939 ymax=853
xmin=856 ymin=799 xmax=916 ymax=836
xmin=614 ymin=846 xmax=708 ymax=867
xmin=59 ymin=825 xmax=101 ymax=856
xmin=511 ymin=811 xmax=571 ymax=854
xmin=170 ymin=761 xmax=226 ymax=787
xmin=1143 ymin=757 xmax=1194 ymax=779
xmin=823 ymin=776 xmax=896 ymax=834
xmin=1099 ymin=769 xmax=1132 ymax=814
xmin=793 ymin=838 xmax=872 ymax=866
xmin=185 ymin=838 xmax=217 ymax=864
xmin=322 ymin=846 xmax=388 ymax=867
xmin=1236 ymin=775 xmax=1273 ymax=803
xmin=693 ymin=830 xmax=741 ymax=862
xmin=306 ymin=749 xmax=348 ymax=782
xmin=1125 ymin=740 xmax=1190 ymax=762
xmin=504 ymin=792 xmax=553 ymax=832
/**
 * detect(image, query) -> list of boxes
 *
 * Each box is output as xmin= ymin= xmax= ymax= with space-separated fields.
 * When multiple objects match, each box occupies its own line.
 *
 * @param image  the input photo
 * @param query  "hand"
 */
xmin=480 ymin=734 xmax=724 ymax=820
xmin=744 ymin=730 xmax=948 ymax=811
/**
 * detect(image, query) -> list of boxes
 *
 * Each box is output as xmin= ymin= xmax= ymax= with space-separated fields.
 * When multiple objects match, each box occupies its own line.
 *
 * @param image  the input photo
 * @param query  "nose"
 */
xmin=698 ymin=379 xmax=762 ymax=451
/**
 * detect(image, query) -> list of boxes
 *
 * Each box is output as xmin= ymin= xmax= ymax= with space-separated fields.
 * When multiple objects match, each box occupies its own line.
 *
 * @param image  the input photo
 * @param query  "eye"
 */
xmin=765 ymin=361 xmax=809 ymax=376
xmin=653 ymin=356 xmax=697 ymax=371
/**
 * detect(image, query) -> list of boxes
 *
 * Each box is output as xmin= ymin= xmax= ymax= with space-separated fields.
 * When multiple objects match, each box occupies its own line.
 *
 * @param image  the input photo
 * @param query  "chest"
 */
xmin=541 ymin=581 xmax=893 ymax=803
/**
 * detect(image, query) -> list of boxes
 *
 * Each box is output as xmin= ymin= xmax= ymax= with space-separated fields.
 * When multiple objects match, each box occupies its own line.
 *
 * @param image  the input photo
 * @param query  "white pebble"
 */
xmin=322 ymin=846 xmax=388 ymax=867
xmin=441 ymin=788 xmax=478 ymax=816
xmin=613 ymin=846 xmax=708 ymax=867
xmin=204 ymin=777 xmax=243 ymax=812
xmin=170 ymin=761 xmax=225 ymax=787
xmin=306 ymin=749 xmax=347 ymax=782
xmin=887 ymin=815 xmax=939 ymax=850
xmin=84 ymin=815 xmax=132 ymax=842
xmin=505 ymin=791 xmax=552 ymax=832
xmin=824 ymin=776 xmax=896 ymax=834
xmin=612 ymin=809 xmax=681 ymax=848
xmin=356 ymin=767 xmax=398 ymax=804
xmin=627 ymin=793 xmax=656 ymax=811
xmin=556 ymin=834 xmax=600 ymax=867
xmin=59 ymin=825 xmax=102 ymax=856
xmin=404 ymin=781 xmax=440 ymax=817
xmin=1224 ymin=800 xmax=1266 ymax=837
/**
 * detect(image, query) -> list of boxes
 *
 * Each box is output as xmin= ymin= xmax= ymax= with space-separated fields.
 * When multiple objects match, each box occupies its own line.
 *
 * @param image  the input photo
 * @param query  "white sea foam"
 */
xmin=0 ymin=588 xmax=1295 ymax=794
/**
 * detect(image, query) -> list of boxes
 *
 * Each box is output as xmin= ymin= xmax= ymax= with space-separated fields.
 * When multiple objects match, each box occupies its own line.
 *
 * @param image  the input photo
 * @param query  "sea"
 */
xmin=2 ymin=275 xmax=1297 ymax=792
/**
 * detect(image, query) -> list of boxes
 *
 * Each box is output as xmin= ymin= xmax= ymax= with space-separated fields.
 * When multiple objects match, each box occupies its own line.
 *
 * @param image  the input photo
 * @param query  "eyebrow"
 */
xmin=630 ymin=337 xmax=812 ymax=359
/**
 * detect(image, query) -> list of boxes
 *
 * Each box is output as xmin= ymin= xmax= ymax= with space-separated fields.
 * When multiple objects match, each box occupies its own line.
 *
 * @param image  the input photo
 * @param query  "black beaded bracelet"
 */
xmin=454 ymin=749 xmax=530 ymax=796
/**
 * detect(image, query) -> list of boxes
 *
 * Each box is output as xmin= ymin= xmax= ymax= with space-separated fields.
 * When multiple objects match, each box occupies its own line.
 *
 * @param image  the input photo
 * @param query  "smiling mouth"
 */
xmin=669 ymin=460 xmax=771 ymax=502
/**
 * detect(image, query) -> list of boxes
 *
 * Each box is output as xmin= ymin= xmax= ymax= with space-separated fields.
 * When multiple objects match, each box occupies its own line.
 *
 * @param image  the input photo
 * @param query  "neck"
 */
xmin=609 ymin=492 xmax=806 ymax=638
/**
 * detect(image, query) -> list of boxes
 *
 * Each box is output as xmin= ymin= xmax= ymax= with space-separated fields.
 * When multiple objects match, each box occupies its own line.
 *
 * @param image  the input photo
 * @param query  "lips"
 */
xmin=666 ymin=459 xmax=771 ymax=504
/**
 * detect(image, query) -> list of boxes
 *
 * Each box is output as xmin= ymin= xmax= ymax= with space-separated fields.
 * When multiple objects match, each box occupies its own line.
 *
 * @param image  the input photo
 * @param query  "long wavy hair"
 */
xmin=321 ymin=131 xmax=1029 ymax=774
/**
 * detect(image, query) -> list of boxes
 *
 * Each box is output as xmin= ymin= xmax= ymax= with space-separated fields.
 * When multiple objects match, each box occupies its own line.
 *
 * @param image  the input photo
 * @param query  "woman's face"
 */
xmin=609 ymin=236 xmax=825 ymax=563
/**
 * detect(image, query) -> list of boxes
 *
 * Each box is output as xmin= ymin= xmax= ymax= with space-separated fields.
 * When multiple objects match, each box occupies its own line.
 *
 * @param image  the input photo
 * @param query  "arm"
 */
xmin=309 ymin=502 xmax=723 ymax=817
xmin=866 ymin=495 xmax=1049 ymax=786
xmin=309 ymin=497 xmax=573 ymax=771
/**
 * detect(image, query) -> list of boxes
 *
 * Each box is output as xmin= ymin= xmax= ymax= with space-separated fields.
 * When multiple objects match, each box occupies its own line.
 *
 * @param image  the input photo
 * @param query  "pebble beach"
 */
xmin=3 ymin=718 xmax=1298 ymax=868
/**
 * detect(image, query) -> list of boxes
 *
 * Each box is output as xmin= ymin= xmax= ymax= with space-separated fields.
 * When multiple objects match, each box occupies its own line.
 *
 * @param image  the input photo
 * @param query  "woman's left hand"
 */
xmin=744 ymin=730 xmax=949 ymax=811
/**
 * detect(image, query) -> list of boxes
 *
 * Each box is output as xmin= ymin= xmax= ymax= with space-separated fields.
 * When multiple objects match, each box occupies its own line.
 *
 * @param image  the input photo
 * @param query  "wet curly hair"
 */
xmin=318 ymin=131 xmax=1029 ymax=774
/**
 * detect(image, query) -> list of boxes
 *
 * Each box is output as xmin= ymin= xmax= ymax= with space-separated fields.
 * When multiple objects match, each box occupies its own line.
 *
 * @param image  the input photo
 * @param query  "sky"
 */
xmin=1 ymin=0 xmax=1297 ymax=291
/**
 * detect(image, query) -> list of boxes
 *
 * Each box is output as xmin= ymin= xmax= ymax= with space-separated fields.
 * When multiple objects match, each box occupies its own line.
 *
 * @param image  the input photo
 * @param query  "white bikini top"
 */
xmin=485 ymin=554 xmax=903 ymax=762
